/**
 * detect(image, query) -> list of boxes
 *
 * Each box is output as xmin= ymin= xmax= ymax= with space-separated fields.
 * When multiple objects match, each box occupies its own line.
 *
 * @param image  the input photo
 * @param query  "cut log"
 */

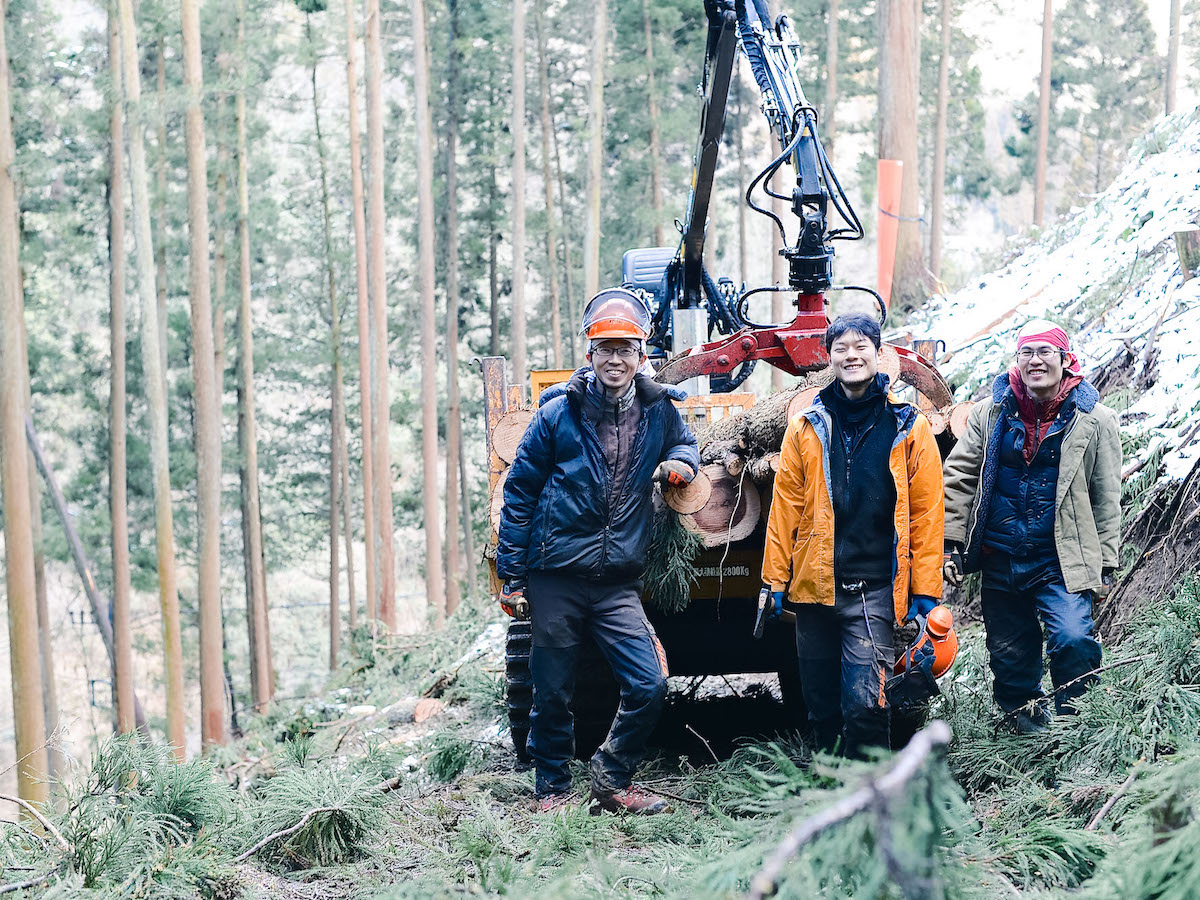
xmin=877 ymin=344 xmax=901 ymax=381
xmin=949 ymin=401 xmax=974 ymax=439
xmin=492 ymin=409 xmax=533 ymax=464
xmin=1176 ymin=226 xmax=1200 ymax=282
xmin=785 ymin=387 xmax=821 ymax=427
xmin=665 ymin=467 xmax=713 ymax=515
xmin=747 ymin=452 xmax=781 ymax=484
xmin=489 ymin=466 xmax=510 ymax=536
xmin=924 ymin=409 xmax=947 ymax=435
xmin=725 ymin=454 xmax=746 ymax=477
xmin=680 ymin=464 xmax=761 ymax=547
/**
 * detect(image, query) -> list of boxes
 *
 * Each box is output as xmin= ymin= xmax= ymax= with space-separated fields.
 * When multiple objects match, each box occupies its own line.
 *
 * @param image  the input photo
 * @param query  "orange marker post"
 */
xmin=877 ymin=159 xmax=904 ymax=310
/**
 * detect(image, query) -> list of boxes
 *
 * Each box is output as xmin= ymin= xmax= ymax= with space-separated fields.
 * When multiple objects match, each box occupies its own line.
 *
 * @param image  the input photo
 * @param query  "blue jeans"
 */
xmin=527 ymin=572 xmax=669 ymax=797
xmin=981 ymin=550 xmax=1102 ymax=714
xmin=794 ymin=583 xmax=895 ymax=758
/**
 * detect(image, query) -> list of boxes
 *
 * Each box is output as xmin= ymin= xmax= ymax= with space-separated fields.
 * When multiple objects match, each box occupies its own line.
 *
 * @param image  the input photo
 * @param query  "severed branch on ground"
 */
xmin=746 ymin=720 xmax=952 ymax=900
xmin=232 ymin=806 xmax=341 ymax=863
xmin=0 ymin=793 xmax=70 ymax=853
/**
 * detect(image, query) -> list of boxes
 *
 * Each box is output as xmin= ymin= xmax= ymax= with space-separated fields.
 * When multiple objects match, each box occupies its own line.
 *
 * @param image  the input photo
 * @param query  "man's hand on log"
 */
xmin=654 ymin=460 xmax=695 ymax=487
xmin=1094 ymin=567 xmax=1116 ymax=601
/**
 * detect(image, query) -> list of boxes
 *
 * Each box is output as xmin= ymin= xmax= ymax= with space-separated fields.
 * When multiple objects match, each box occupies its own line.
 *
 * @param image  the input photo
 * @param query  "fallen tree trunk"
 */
xmin=25 ymin=415 xmax=150 ymax=733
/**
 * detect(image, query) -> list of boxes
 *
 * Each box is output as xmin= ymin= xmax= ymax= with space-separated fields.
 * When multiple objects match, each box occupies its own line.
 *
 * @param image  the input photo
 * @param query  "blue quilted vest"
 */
xmin=982 ymin=397 xmax=1073 ymax=558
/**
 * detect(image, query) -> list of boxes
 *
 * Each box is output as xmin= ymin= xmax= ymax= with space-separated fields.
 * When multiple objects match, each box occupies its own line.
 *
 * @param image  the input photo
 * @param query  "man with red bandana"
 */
xmin=942 ymin=320 xmax=1122 ymax=733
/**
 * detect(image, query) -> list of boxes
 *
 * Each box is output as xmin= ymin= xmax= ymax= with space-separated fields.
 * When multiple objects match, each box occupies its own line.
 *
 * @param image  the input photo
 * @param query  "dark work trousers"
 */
xmin=981 ymin=550 xmax=1102 ymax=715
xmin=794 ymin=583 xmax=896 ymax=758
xmin=526 ymin=571 xmax=670 ymax=798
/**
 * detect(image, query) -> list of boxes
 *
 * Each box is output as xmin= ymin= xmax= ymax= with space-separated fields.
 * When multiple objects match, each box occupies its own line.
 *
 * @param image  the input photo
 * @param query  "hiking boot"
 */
xmin=588 ymin=784 xmax=671 ymax=815
xmin=532 ymin=793 xmax=574 ymax=813
xmin=1013 ymin=702 xmax=1052 ymax=735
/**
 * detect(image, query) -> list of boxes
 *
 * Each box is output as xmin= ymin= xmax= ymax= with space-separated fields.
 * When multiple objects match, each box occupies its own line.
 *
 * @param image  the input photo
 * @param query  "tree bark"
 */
xmin=364 ymin=0 xmax=397 ymax=631
xmin=642 ymin=0 xmax=664 ymax=247
xmin=444 ymin=0 xmax=464 ymax=614
xmin=771 ymin=161 xmax=785 ymax=391
xmin=877 ymin=0 xmax=923 ymax=306
xmin=824 ymin=0 xmax=839 ymax=154
xmin=928 ymin=0 xmax=951 ymax=279
xmin=511 ymin=0 xmax=528 ymax=385
xmin=117 ymin=0 xmax=186 ymax=758
xmin=338 ymin=417 xmax=356 ymax=628
xmin=18 ymin=276 xmax=57 ymax=765
xmin=214 ymin=97 xmax=229 ymax=396
xmin=1034 ymin=0 xmax=1052 ymax=227
xmin=550 ymin=99 xmax=576 ymax=367
xmin=489 ymin=86 xmax=500 ymax=359
xmin=155 ymin=38 xmax=169 ymax=377
xmin=235 ymin=0 xmax=272 ymax=710
xmin=109 ymin=2 xmax=136 ymax=735
xmin=344 ymin=0 xmax=376 ymax=628
xmin=181 ymin=0 xmax=227 ymax=749
xmin=535 ymin=0 xmax=563 ymax=369
xmin=411 ymin=0 xmax=445 ymax=626
xmin=309 ymin=16 xmax=342 ymax=668
xmin=1165 ymin=0 xmax=1180 ymax=115
xmin=0 ymin=6 xmax=49 ymax=799
xmin=583 ymin=0 xmax=607 ymax=299
xmin=736 ymin=77 xmax=747 ymax=286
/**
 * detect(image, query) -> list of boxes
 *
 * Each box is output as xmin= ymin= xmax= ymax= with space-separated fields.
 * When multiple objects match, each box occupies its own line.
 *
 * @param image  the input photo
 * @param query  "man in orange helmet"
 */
xmin=498 ymin=288 xmax=699 ymax=814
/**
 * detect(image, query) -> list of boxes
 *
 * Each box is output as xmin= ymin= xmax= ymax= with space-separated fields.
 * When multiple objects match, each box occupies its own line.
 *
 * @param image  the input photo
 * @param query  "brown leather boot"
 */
xmin=531 ymin=793 xmax=574 ymax=813
xmin=588 ymin=784 xmax=671 ymax=815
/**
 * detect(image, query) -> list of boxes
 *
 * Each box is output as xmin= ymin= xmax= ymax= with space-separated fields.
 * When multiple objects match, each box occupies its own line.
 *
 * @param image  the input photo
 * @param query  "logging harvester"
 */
xmin=483 ymin=0 xmax=964 ymax=760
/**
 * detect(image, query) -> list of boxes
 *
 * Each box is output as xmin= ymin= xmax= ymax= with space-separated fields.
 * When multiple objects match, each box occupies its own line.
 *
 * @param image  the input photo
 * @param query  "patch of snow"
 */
xmin=920 ymin=112 xmax=1200 ymax=485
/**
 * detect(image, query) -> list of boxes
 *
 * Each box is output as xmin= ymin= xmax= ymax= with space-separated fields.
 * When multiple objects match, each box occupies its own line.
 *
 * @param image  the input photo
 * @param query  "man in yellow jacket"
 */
xmin=761 ymin=314 xmax=945 ymax=756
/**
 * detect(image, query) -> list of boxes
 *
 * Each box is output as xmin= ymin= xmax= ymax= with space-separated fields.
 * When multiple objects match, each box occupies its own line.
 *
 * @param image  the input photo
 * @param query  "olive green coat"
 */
xmin=943 ymin=374 xmax=1122 ymax=593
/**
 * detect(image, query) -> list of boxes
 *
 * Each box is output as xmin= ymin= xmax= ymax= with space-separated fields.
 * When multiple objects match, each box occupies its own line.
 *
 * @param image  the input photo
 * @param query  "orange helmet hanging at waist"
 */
xmin=581 ymin=288 xmax=652 ymax=342
xmin=895 ymin=605 xmax=958 ymax=679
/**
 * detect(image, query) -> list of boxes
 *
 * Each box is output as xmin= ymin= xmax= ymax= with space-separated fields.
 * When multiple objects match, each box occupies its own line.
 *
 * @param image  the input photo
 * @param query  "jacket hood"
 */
xmin=990 ymin=372 xmax=1099 ymax=412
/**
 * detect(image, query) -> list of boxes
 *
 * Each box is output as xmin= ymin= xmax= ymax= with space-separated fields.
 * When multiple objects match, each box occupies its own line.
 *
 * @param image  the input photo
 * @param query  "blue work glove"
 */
xmin=752 ymin=585 xmax=787 ymax=639
xmin=913 ymin=595 xmax=938 ymax=618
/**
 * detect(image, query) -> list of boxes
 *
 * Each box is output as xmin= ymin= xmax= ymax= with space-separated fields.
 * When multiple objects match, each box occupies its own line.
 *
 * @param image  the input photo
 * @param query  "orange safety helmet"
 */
xmin=895 ymin=605 xmax=958 ymax=679
xmin=581 ymin=288 xmax=652 ymax=343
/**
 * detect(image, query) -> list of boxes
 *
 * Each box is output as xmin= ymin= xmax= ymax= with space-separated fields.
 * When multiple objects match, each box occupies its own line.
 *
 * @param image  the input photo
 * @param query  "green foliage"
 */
xmin=643 ymin=507 xmax=702 ymax=613
xmin=242 ymin=766 xmax=384 ymax=869
xmin=425 ymin=734 xmax=479 ymax=783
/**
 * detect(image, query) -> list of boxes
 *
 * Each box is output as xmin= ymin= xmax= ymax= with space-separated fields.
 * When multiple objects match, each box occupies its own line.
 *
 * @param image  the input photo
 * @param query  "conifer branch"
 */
xmin=233 ymin=805 xmax=340 ymax=863
xmin=0 ymin=794 xmax=69 ymax=853
xmin=746 ymin=720 xmax=952 ymax=900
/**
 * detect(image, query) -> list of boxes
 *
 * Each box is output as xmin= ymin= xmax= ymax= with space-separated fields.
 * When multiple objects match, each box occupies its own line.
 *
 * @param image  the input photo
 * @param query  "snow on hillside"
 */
xmin=910 ymin=109 xmax=1200 ymax=483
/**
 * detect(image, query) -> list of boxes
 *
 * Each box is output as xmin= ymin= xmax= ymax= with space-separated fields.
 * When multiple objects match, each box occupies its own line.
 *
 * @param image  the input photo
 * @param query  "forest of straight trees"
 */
xmin=1 ymin=0 xmax=1195 ymax=802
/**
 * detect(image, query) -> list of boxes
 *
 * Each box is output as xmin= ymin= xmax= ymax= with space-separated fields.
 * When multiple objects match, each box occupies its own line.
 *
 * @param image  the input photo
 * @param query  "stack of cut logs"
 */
xmin=486 ymin=377 xmax=973 ymax=551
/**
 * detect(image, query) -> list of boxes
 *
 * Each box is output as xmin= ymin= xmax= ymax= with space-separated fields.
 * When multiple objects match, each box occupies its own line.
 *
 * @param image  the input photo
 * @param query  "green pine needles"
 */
xmin=644 ymin=507 xmax=703 ymax=614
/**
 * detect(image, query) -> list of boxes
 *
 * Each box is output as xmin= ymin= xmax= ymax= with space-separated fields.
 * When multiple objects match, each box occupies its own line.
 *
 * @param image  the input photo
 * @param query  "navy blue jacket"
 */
xmin=497 ymin=370 xmax=700 ymax=582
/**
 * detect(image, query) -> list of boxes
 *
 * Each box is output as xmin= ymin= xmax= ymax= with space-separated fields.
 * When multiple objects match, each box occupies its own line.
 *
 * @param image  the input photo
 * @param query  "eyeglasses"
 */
xmin=1016 ymin=347 xmax=1063 ymax=362
xmin=591 ymin=346 xmax=639 ymax=360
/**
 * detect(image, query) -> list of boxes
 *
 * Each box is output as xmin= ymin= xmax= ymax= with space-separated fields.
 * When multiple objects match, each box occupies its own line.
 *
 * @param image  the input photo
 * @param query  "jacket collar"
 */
xmin=566 ymin=369 xmax=667 ymax=408
xmin=809 ymin=373 xmax=916 ymax=438
xmin=990 ymin=371 xmax=1099 ymax=413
